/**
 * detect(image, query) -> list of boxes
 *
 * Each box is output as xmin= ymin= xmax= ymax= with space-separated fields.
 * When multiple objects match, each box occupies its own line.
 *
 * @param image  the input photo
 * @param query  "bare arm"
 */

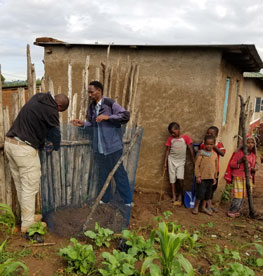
xmin=213 ymin=145 xmax=225 ymax=157
xmin=163 ymin=146 xmax=170 ymax=170
xmin=195 ymin=153 xmax=202 ymax=183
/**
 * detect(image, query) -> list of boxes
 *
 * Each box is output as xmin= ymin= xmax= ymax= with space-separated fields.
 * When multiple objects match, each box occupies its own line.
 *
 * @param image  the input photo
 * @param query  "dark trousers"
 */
xmin=96 ymin=150 xmax=132 ymax=204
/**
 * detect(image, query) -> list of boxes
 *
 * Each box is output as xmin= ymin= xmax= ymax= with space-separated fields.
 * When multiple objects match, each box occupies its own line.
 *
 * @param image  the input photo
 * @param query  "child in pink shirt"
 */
xmin=227 ymin=136 xmax=257 ymax=218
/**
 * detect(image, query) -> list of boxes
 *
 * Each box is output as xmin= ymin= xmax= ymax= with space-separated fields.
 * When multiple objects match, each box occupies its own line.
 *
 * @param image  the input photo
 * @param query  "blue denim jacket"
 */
xmin=84 ymin=97 xmax=130 ymax=155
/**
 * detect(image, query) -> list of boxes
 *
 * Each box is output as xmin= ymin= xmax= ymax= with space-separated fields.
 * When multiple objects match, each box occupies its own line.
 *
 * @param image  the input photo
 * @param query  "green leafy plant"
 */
xmin=210 ymin=262 xmax=254 ymax=276
xmin=210 ymin=245 xmax=255 ymax=275
xmin=121 ymin=229 xmax=156 ymax=260
xmin=84 ymin=222 xmax=114 ymax=248
xmin=27 ymin=222 xmax=46 ymax=236
xmin=0 ymin=203 xmax=16 ymax=234
xmin=0 ymin=240 xmax=28 ymax=275
xmin=142 ymin=222 xmax=195 ymax=276
xmin=59 ymin=238 xmax=96 ymax=275
xmin=99 ymin=249 xmax=138 ymax=276
xmin=0 ymin=258 xmax=28 ymax=276
xmin=163 ymin=211 xmax=172 ymax=220
xmin=221 ymin=184 xmax=233 ymax=203
xmin=242 ymin=242 xmax=263 ymax=268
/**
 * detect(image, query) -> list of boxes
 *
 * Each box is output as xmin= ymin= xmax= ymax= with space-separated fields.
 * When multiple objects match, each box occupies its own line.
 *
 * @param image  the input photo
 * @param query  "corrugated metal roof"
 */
xmin=34 ymin=38 xmax=263 ymax=72
xmin=243 ymin=72 xmax=263 ymax=78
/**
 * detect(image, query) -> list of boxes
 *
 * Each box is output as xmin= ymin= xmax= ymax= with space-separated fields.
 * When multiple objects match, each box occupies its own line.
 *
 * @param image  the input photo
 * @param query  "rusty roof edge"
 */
xmin=34 ymin=41 xmax=263 ymax=71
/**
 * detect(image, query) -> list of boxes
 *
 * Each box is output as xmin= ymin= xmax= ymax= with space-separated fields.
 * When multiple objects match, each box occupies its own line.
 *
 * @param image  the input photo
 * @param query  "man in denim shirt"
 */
xmin=71 ymin=81 xmax=132 ymax=205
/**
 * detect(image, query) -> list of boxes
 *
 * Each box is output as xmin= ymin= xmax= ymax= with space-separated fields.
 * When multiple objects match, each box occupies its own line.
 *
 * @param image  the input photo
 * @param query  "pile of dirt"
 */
xmin=44 ymin=203 xmax=128 ymax=238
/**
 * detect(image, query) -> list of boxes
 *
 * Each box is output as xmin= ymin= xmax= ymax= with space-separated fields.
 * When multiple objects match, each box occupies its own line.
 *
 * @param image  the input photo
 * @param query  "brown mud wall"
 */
xmin=42 ymin=45 xmax=245 ymax=198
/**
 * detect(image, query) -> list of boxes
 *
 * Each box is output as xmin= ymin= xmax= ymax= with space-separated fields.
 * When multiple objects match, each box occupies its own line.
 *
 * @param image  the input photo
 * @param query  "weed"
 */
xmin=0 ymin=203 xmax=16 ymax=234
xmin=210 ymin=244 xmax=255 ymax=275
xmin=121 ymin=229 xmax=156 ymax=260
xmin=0 ymin=258 xmax=29 ymax=276
xmin=84 ymin=222 xmax=114 ymax=248
xmin=99 ymin=249 xmax=138 ymax=276
xmin=221 ymin=184 xmax=233 ymax=203
xmin=27 ymin=222 xmax=46 ymax=236
xmin=59 ymin=238 xmax=96 ymax=275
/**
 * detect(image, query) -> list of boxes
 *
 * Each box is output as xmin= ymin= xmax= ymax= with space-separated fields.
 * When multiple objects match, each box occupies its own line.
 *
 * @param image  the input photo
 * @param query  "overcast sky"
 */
xmin=0 ymin=0 xmax=263 ymax=81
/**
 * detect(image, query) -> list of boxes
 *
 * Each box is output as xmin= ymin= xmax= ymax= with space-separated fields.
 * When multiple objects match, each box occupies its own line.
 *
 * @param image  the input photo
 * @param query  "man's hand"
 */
xmin=70 ymin=119 xmax=84 ymax=127
xmin=163 ymin=163 xmax=167 ymax=171
xmin=213 ymin=178 xmax=217 ymax=185
xmin=196 ymin=177 xmax=201 ymax=184
xmin=96 ymin=114 xmax=109 ymax=122
xmin=45 ymin=141 xmax=54 ymax=153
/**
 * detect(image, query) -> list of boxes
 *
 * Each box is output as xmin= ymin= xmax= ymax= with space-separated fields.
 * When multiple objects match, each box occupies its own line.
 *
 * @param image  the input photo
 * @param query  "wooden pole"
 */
xmin=79 ymin=56 xmax=90 ymax=121
xmin=32 ymin=64 xmax=36 ymax=95
xmin=83 ymin=129 xmax=140 ymax=231
xmin=40 ymin=77 xmax=45 ymax=92
xmin=48 ymin=77 xmax=54 ymax=96
xmin=239 ymin=95 xmax=255 ymax=218
xmin=67 ymin=62 xmax=73 ymax=122
xmin=18 ymin=88 xmax=25 ymax=110
xmin=114 ymin=59 xmax=120 ymax=102
xmin=103 ymin=45 xmax=111 ymax=97
xmin=26 ymin=44 xmax=33 ymax=99
xmin=121 ymin=63 xmax=131 ymax=107
xmin=0 ymin=64 xmax=7 ymax=204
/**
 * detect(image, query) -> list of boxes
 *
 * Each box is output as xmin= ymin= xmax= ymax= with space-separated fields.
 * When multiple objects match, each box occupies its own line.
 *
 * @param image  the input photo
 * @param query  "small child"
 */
xmin=200 ymin=126 xmax=225 ymax=212
xmin=192 ymin=134 xmax=218 ymax=216
xmin=227 ymin=136 xmax=257 ymax=218
xmin=163 ymin=122 xmax=195 ymax=206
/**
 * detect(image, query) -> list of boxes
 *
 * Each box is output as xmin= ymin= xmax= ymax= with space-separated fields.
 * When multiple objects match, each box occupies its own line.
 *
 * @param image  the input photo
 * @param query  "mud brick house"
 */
xmin=243 ymin=72 xmax=263 ymax=132
xmin=35 ymin=39 xmax=263 ymax=198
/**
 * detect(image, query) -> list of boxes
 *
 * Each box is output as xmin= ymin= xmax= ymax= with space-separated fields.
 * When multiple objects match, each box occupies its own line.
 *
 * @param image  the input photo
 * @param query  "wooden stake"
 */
xmin=32 ymin=64 xmax=36 ymax=95
xmin=26 ymin=44 xmax=33 ymax=99
xmin=48 ymin=77 xmax=54 ymax=96
xmin=67 ymin=62 xmax=73 ymax=123
xmin=114 ymin=59 xmax=120 ymax=102
xmin=103 ymin=45 xmax=111 ymax=97
xmin=239 ymin=95 xmax=255 ymax=218
xmin=0 ymin=64 xmax=6 ymax=204
xmin=40 ymin=77 xmax=45 ymax=92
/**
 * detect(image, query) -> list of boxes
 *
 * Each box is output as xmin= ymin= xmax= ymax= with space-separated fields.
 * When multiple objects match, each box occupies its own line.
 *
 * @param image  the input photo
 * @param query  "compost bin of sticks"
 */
xmin=40 ymin=124 xmax=143 ymax=237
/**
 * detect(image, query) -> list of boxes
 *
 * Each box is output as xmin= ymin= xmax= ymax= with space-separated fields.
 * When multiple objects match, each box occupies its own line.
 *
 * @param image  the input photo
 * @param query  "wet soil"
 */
xmin=44 ymin=203 xmax=128 ymax=238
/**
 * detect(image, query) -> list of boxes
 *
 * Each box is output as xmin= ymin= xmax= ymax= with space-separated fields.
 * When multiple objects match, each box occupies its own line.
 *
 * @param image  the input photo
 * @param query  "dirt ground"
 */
xmin=1 ymin=167 xmax=263 ymax=275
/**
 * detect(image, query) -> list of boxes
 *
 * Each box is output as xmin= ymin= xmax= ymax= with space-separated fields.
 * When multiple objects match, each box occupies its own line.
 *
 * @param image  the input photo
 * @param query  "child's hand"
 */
xmin=163 ymin=164 xmax=167 ymax=171
xmin=213 ymin=178 xmax=217 ymax=185
xmin=196 ymin=177 xmax=201 ymax=184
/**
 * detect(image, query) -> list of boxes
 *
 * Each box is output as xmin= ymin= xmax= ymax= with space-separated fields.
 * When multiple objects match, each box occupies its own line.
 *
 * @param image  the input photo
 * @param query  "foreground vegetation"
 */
xmin=0 ymin=203 xmax=263 ymax=275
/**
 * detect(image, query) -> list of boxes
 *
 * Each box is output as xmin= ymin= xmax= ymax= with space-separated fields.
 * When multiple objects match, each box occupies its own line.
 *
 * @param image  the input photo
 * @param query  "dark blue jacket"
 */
xmin=84 ymin=97 xmax=130 ymax=155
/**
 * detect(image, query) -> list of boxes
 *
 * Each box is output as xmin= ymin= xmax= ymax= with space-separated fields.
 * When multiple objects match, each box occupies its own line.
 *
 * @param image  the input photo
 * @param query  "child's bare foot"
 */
xmin=192 ymin=208 xmax=198 ymax=215
xmin=201 ymin=208 xmax=213 ymax=216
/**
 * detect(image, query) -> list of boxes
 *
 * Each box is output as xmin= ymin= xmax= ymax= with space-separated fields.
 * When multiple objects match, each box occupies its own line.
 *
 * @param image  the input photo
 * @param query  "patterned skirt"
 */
xmin=231 ymin=176 xmax=253 ymax=199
